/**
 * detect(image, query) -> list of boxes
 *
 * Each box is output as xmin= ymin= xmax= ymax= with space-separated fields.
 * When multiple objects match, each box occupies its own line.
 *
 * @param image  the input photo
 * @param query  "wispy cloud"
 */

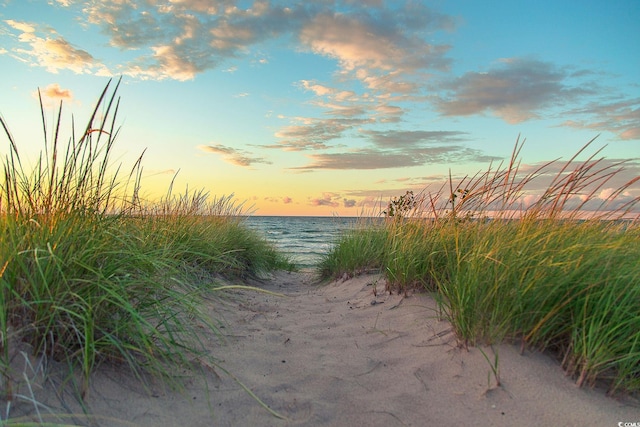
xmin=197 ymin=143 xmax=271 ymax=168
xmin=270 ymin=117 xmax=368 ymax=151
xmin=291 ymin=146 xmax=496 ymax=171
xmin=559 ymin=98 xmax=640 ymax=141
xmin=286 ymin=128 xmax=491 ymax=171
xmin=434 ymin=58 xmax=595 ymax=124
xmin=363 ymin=130 xmax=469 ymax=148
xmin=4 ymin=19 xmax=108 ymax=75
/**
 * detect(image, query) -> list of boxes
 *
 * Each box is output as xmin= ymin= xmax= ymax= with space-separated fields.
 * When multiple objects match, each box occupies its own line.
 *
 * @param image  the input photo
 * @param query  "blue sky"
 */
xmin=0 ymin=0 xmax=638 ymax=215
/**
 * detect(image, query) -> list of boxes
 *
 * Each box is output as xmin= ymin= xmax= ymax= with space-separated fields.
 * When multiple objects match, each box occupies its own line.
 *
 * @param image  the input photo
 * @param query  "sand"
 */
xmin=5 ymin=271 xmax=640 ymax=426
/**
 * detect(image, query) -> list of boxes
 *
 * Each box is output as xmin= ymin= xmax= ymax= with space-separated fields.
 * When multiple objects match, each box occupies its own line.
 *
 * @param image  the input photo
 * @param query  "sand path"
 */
xmin=13 ymin=271 xmax=640 ymax=426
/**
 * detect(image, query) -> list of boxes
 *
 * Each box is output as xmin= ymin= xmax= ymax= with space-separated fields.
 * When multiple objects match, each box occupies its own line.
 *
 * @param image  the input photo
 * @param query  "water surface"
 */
xmin=243 ymin=216 xmax=361 ymax=268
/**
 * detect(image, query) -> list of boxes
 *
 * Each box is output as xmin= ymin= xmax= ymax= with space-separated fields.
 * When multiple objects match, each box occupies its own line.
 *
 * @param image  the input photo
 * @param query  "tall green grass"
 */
xmin=321 ymin=138 xmax=640 ymax=394
xmin=0 ymin=78 xmax=292 ymax=419
xmin=318 ymin=218 xmax=388 ymax=279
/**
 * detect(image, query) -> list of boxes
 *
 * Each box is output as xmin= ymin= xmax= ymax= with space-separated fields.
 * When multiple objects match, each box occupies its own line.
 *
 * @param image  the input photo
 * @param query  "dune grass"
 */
xmin=0 ymin=79 xmax=292 ymax=421
xmin=320 ymin=138 xmax=640 ymax=395
xmin=317 ymin=218 xmax=388 ymax=279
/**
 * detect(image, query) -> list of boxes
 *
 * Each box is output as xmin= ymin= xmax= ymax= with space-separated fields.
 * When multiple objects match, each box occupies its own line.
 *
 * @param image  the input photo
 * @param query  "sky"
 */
xmin=0 ymin=0 xmax=638 ymax=216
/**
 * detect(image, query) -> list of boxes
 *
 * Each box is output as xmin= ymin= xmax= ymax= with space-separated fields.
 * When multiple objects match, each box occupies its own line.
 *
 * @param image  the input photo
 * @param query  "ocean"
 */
xmin=243 ymin=216 xmax=362 ymax=269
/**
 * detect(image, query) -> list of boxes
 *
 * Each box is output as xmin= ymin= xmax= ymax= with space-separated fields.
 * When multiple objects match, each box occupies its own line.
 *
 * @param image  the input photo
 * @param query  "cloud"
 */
xmin=33 ymin=83 xmax=74 ymax=108
xmin=356 ymin=68 xmax=423 ymax=96
xmin=39 ymin=83 xmax=73 ymax=100
xmin=298 ymin=5 xmax=452 ymax=74
xmin=309 ymin=193 xmax=340 ymax=207
xmin=34 ymin=1 xmax=453 ymax=85
xmin=5 ymin=20 xmax=37 ymax=34
xmin=432 ymin=56 xmax=638 ymax=138
xmin=274 ymin=76 xmax=449 ymax=153
xmin=0 ymin=1 xmax=417 ymax=96
xmin=299 ymin=80 xmax=335 ymax=97
xmin=83 ymin=2 xmax=181 ymax=49
xmin=298 ymin=149 xmax=419 ymax=170
xmin=620 ymin=128 xmax=640 ymax=140
xmin=276 ymin=4 xmax=458 ymax=153
xmin=5 ymin=0 xmax=460 ymax=152
xmin=363 ymin=130 xmax=469 ymax=148
xmin=295 ymin=4 xmax=452 ymax=123
xmin=313 ymin=101 xmax=369 ymax=118
xmin=291 ymin=146 xmax=496 ymax=171
xmin=297 ymin=79 xmax=372 ymax=119
xmin=285 ymin=128 xmax=490 ymax=171
xmin=80 ymin=1 xmax=313 ymax=80
xmin=558 ymin=98 xmax=640 ymax=141
xmin=295 ymin=76 xmax=417 ymax=131
xmin=435 ymin=58 xmax=595 ymax=123
xmin=270 ymin=117 xmax=369 ymax=151
xmin=261 ymin=196 xmax=293 ymax=204
xmin=198 ymin=143 xmax=271 ymax=168
xmin=343 ymin=198 xmax=356 ymax=208
xmin=4 ymin=19 xmax=105 ymax=75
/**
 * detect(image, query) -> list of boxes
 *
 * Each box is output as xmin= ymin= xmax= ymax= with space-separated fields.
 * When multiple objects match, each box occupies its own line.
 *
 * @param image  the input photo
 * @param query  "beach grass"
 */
xmin=318 ymin=218 xmax=388 ymax=279
xmin=320 ymin=138 xmax=640 ymax=394
xmin=0 ymin=79 xmax=292 ymax=421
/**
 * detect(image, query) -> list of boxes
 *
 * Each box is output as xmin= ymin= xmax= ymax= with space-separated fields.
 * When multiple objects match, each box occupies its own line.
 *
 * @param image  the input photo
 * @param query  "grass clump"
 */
xmin=318 ymin=218 xmax=388 ymax=279
xmin=0 ymin=78 xmax=292 ymax=421
xmin=320 ymin=138 xmax=640 ymax=394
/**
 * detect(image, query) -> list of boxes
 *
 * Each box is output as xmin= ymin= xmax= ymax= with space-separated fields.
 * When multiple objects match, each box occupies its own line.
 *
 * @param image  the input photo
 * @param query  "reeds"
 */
xmin=0 ymin=79 xmax=292 ymax=421
xmin=321 ymin=137 xmax=640 ymax=394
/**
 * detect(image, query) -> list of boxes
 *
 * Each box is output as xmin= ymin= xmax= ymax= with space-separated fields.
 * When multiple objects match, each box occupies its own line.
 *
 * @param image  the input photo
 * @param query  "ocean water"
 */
xmin=243 ymin=216 xmax=361 ymax=269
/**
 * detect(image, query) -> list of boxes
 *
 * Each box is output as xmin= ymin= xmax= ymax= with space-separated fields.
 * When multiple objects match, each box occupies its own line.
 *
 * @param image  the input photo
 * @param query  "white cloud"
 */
xmin=4 ymin=19 xmax=103 ymax=74
xmin=40 ymin=83 xmax=72 ymax=99
xmin=197 ymin=143 xmax=271 ymax=168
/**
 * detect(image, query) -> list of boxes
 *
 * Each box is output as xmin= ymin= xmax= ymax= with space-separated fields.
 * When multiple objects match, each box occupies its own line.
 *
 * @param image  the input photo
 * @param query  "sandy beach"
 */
xmin=7 ymin=271 xmax=640 ymax=426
